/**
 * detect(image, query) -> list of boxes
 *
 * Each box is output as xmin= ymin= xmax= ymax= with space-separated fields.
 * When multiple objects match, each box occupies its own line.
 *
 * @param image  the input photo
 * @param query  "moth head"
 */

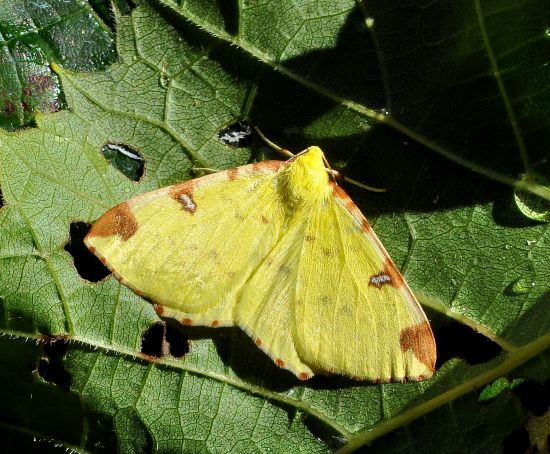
xmin=282 ymin=146 xmax=331 ymax=206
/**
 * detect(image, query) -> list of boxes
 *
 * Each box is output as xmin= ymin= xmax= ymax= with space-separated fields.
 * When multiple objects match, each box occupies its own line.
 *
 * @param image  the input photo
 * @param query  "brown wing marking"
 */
xmin=86 ymin=202 xmax=138 ymax=240
xmin=399 ymin=321 xmax=436 ymax=373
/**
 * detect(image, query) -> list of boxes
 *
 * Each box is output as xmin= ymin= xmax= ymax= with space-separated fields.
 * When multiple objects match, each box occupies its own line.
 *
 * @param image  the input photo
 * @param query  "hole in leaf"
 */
xmin=165 ymin=324 xmax=190 ymax=357
xmin=141 ymin=323 xmax=166 ymax=358
xmin=141 ymin=323 xmax=189 ymax=359
xmin=37 ymin=337 xmax=71 ymax=390
xmin=513 ymin=379 xmax=550 ymax=416
xmin=434 ymin=321 xmax=501 ymax=368
xmin=218 ymin=121 xmax=253 ymax=147
xmin=101 ymin=142 xmax=144 ymax=181
xmin=502 ymin=427 xmax=531 ymax=454
xmin=65 ymin=222 xmax=110 ymax=282
xmin=216 ymin=0 xmax=238 ymax=36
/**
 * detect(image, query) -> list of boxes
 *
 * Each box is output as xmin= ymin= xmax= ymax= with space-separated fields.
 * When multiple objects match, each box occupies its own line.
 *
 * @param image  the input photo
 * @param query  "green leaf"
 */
xmin=160 ymin=0 xmax=550 ymax=200
xmin=0 ymin=0 xmax=116 ymax=129
xmin=0 ymin=1 xmax=549 ymax=452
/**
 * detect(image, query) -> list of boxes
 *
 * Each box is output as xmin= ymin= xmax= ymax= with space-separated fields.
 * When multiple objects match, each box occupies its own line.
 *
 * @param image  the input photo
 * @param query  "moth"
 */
xmin=85 ymin=144 xmax=436 ymax=381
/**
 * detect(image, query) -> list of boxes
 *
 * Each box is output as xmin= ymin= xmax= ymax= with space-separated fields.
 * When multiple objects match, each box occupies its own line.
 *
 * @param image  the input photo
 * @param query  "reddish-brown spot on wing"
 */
xmin=298 ymin=372 xmax=312 ymax=380
xmin=87 ymin=202 xmax=138 ymax=241
xmin=255 ymin=338 xmax=262 ymax=347
xmin=369 ymin=258 xmax=404 ymax=288
xmin=261 ymin=215 xmax=268 ymax=224
xmin=330 ymin=182 xmax=367 ymax=222
xmin=170 ymin=182 xmax=197 ymax=214
xmin=275 ymin=358 xmax=285 ymax=368
xmin=227 ymin=167 xmax=239 ymax=180
xmin=154 ymin=305 xmax=165 ymax=316
xmin=331 ymin=183 xmax=348 ymax=200
xmin=399 ymin=321 xmax=436 ymax=373
xmin=211 ymin=320 xmax=220 ymax=328
xmin=182 ymin=318 xmax=193 ymax=325
xmin=361 ymin=218 xmax=372 ymax=233
xmin=383 ymin=258 xmax=404 ymax=287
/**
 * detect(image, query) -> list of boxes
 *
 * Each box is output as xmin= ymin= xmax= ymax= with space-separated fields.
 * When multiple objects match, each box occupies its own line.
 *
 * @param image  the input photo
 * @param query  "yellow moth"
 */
xmin=85 ymin=144 xmax=436 ymax=381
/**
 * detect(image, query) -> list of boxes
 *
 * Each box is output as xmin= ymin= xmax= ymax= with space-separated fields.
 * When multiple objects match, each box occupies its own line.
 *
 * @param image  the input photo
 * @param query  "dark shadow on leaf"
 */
xmin=500 ymin=288 xmax=550 ymax=346
xmin=169 ymin=325 xmax=300 ymax=390
xmin=5 ymin=309 xmax=38 ymax=334
xmin=434 ymin=320 xmax=501 ymax=369
xmin=169 ymin=323 xmax=432 ymax=393
xmin=114 ymin=406 xmax=153 ymax=453
xmin=153 ymin=0 xmax=223 ymax=52
xmin=0 ymin=337 xmax=85 ymax=449
xmin=281 ymin=6 xmax=385 ymax=109
xmin=502 ymin=427 xmax=531 ymax=454
xmin=354 ymin=1 xmax=550 ymax=181
xmin=249 ymin=74 xmax=502 ymax=216
xmin=492 ymin=192 xmax=546 ymax=228
xmin=89 ymin=0 xmax=136 ymax=31
xmin=151 ymin=1 xmax=511 ymax=219
xmin=84 ymin=412 xmax=118 ymax=452
xmin=169 ymin=325 xmax=354 ymax=448
xmin=513 ymin=379 xmax=550 ymax=417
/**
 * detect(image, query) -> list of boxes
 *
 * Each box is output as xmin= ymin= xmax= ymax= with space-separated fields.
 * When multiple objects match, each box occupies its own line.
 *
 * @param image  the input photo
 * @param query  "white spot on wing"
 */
xmin=370 ymin=274 xmax=391 ymax=286
xmin=180 ymin=194 xmax=196 ymax=212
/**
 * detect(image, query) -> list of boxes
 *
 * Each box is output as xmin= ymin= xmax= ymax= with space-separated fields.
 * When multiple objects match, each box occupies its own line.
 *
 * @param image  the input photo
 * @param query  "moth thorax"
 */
xmin=283 ymin=146 xmax=330 ymax=207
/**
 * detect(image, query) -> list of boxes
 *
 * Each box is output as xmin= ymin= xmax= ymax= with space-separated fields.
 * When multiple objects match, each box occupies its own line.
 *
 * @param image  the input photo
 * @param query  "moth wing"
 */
xmin=235 ymin=218 xmax=314 ymax=380
xmin=85 ymin=161 xmax=287 ymax=326
xmin=294 ymin=185 xmax=436 ymax=381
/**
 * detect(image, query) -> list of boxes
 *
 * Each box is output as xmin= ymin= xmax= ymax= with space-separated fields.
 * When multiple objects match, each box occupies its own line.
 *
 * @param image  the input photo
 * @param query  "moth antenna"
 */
xmin=340 ymin=174 xmax=387 ymax=193
xmin=256 ymin=126 xmax=386 ymax=193
xmin=322 ymin=154 xmax=339 ymax=184
xmin=254 ymin=127 xmax=295 ymax=158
